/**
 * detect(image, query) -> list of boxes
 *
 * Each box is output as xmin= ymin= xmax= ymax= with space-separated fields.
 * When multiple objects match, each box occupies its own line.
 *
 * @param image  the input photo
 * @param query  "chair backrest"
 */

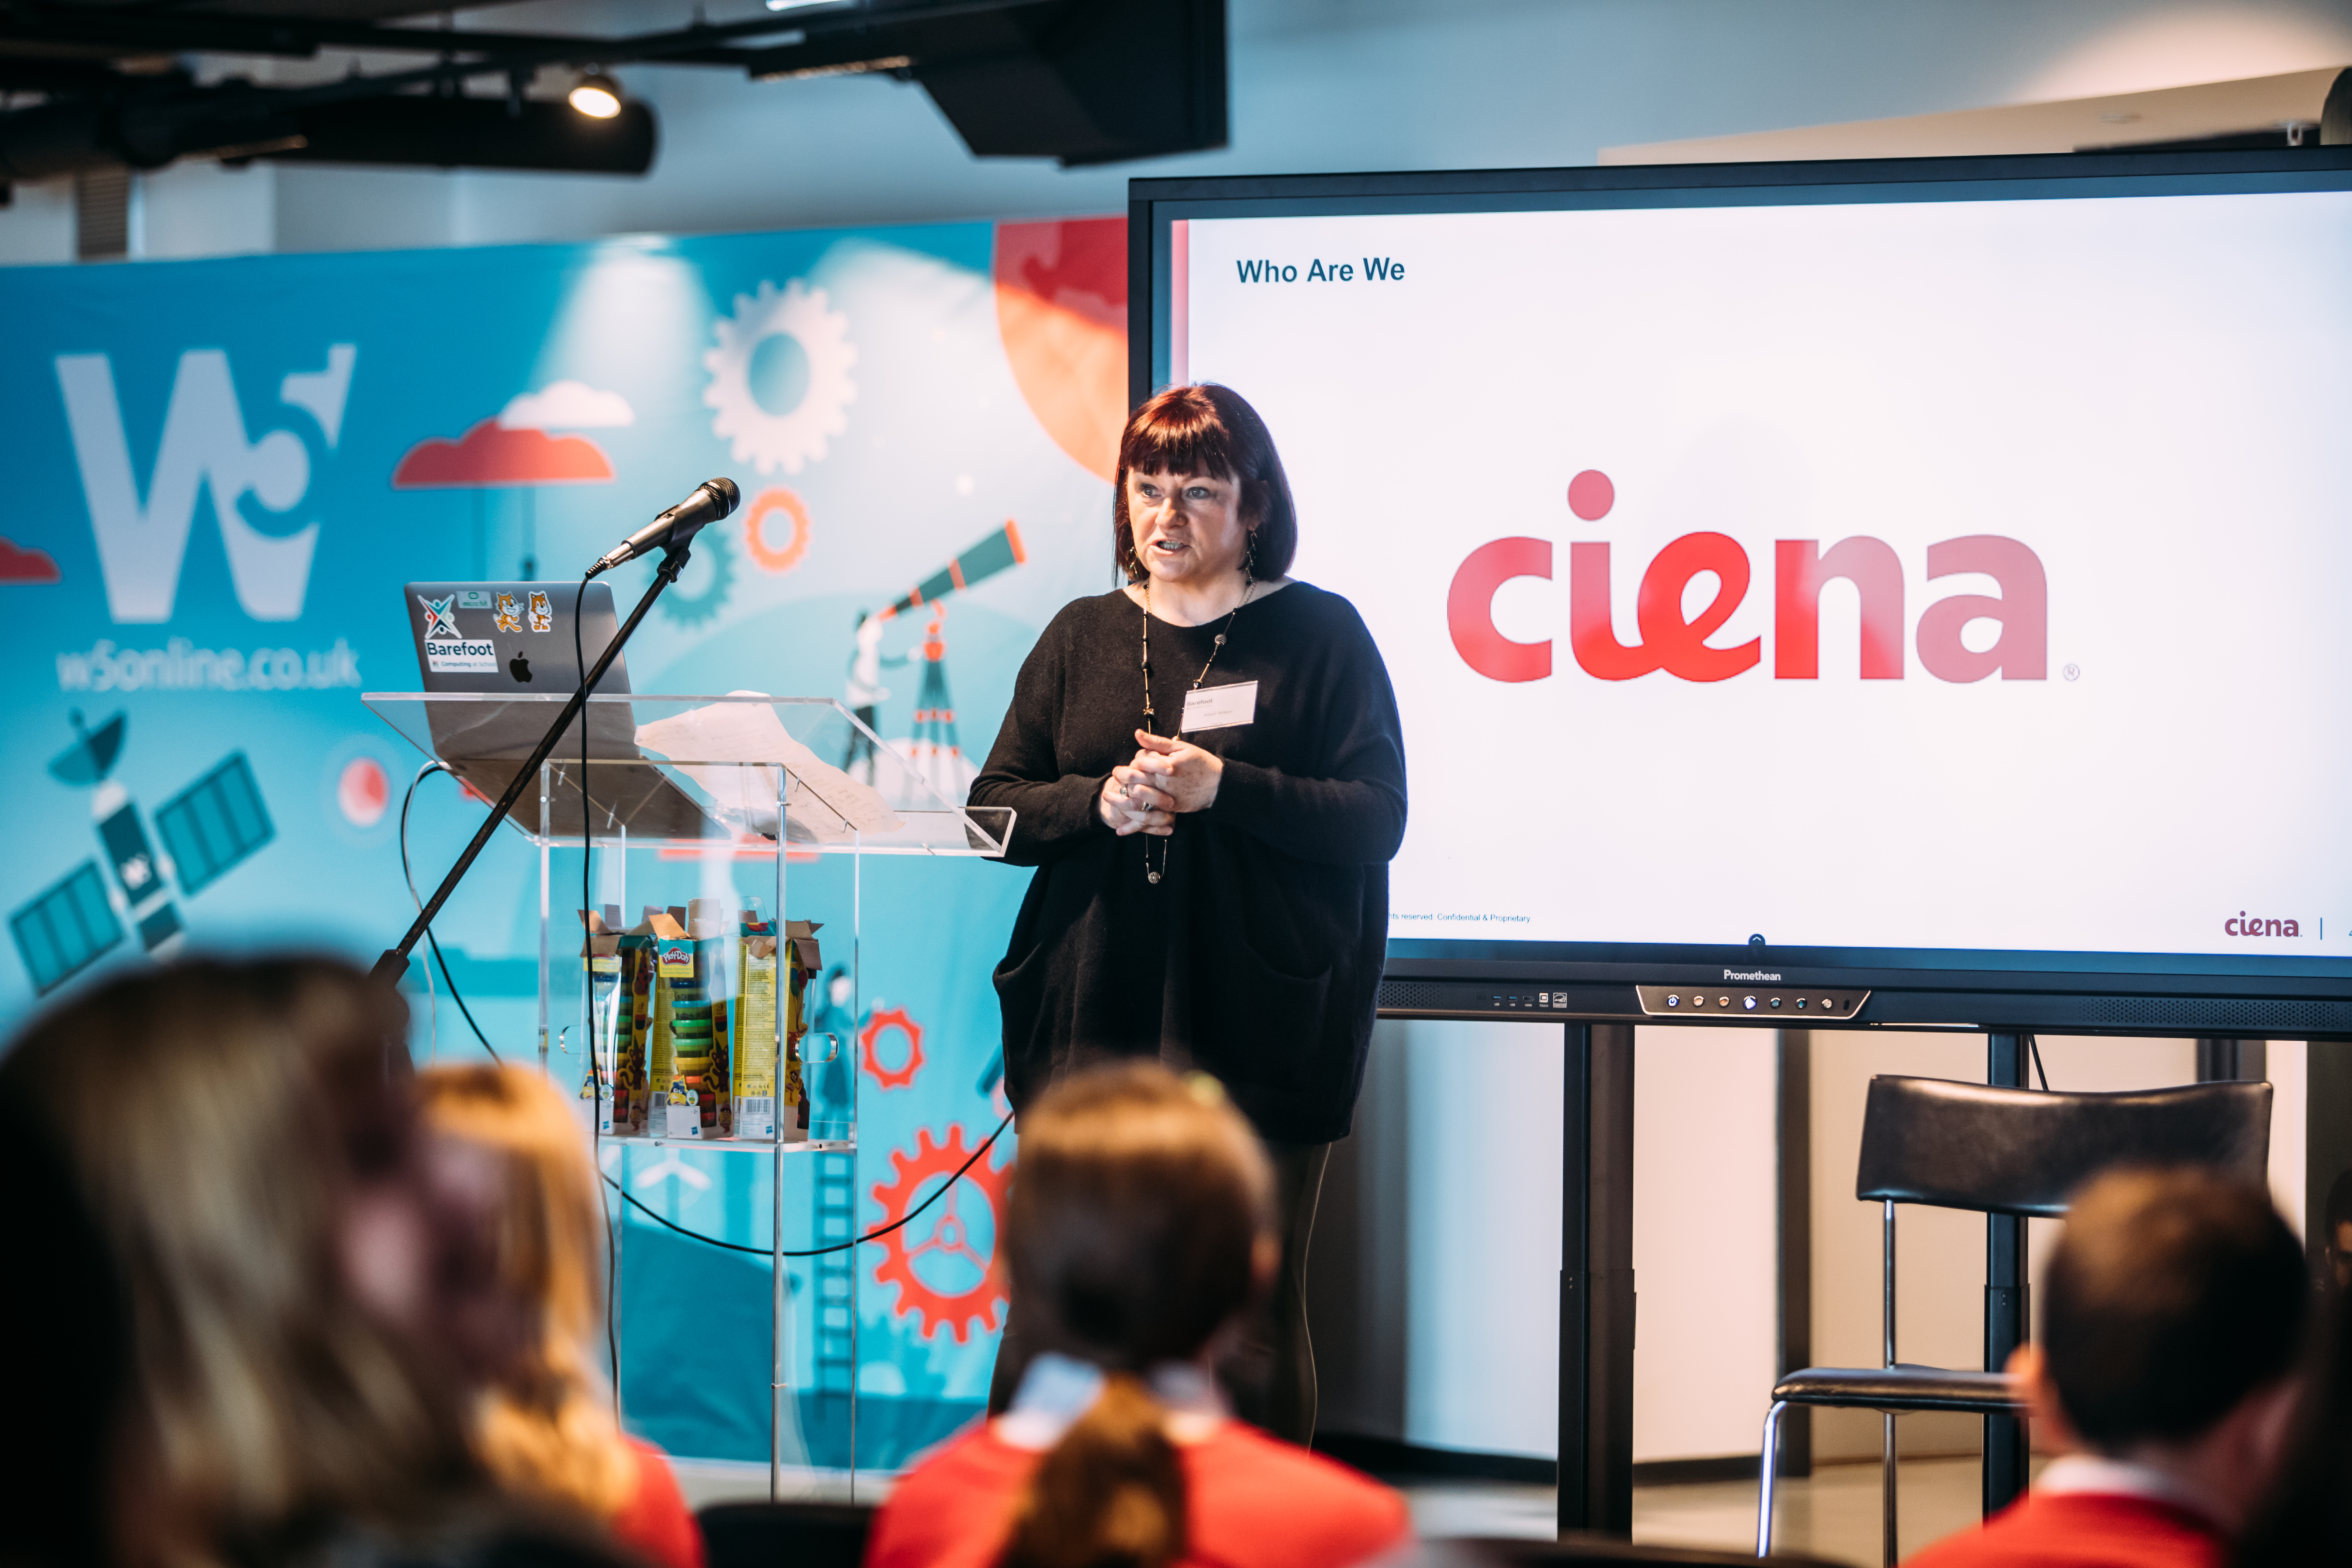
xmin=1451 ymin=1533 xmax=1842 ymax=1568
xmin=698 ymin=1500 xmax=876 ymax=1568
xmin=1854 ymin=1076 xmax=2270 ymax=1217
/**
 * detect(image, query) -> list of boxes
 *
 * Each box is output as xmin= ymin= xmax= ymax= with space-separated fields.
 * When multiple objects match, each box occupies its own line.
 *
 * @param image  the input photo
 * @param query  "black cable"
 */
xmin=574 ymin=574 xmax=618 ymax=1415
xmin=398 ymin=761 xmax=503 ymax=1064
xmin=2028 ymin=1033 xmax=2050 ymax=1092
xmin=603 ymin=1108 xmax=1013 ymax=1259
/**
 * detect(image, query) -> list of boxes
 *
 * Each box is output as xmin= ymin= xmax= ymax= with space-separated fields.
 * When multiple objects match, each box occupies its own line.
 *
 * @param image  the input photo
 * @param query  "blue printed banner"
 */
xmin=0 ymin=214 xmax=1129 ymax=1467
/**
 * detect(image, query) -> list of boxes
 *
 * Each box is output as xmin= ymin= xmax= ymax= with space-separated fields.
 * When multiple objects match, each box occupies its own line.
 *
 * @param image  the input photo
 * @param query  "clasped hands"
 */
xmin=1099 ymin=729 xmax=1223 ymax=836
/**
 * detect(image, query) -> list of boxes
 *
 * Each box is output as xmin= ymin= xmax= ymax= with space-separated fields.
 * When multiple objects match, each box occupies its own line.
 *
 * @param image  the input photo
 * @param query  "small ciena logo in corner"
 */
xmin=2225 ymin=912 xmax=2305 ymax=938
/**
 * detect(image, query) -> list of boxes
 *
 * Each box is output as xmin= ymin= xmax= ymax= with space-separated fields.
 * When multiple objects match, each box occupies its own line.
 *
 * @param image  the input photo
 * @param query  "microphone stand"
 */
xmin=371 ymin=538 xmax=695 ymax=987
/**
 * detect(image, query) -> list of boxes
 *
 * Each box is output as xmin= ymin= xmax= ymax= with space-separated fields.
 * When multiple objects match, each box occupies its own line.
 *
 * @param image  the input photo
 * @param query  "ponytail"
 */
xmin=999 ymin=1374 xmax=1186 ymax=1568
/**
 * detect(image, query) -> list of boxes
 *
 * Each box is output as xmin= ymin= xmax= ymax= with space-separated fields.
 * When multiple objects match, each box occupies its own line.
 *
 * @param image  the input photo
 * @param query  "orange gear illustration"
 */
xmin=860 ymin=1005 xmax=924 ymax=1089
xmin=743 ymin=486 xmax=812 ymax=574
xmin=870 ymin=1124 xmax=1011 ymax=1343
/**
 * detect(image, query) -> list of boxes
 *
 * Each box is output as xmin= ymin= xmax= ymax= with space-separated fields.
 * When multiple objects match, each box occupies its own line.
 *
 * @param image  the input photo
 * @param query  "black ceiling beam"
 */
xmin=0 ymin=0 xmax=1228 ymax=171
xmin=277 ymin=94 xmax=656 ymax=173
xmin=0 ymin=75 xmax=656 ymax=178
xmin=0 ymin=0 xmax=1038 ymax=71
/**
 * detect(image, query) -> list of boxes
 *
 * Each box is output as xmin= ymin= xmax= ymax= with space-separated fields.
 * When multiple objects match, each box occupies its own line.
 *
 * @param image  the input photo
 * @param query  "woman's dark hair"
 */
xmin=997 ymin=1062 xmax=1274 ymax=1568
xmin=1112 ymin=384 xmax=1298 ymax=584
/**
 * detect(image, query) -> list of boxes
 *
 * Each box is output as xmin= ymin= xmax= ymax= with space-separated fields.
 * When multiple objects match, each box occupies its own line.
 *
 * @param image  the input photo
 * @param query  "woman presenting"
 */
xmin=969 ymin=383 xmax=1407 ymax=1444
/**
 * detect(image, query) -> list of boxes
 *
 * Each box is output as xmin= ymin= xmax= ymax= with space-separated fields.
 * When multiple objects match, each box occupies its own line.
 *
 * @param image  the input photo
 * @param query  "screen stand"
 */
xmin=1983 ymin=1032 xmax=2031 ymax=1517
xmin=1559 ymin=1022 xmax=1636 ymax=1537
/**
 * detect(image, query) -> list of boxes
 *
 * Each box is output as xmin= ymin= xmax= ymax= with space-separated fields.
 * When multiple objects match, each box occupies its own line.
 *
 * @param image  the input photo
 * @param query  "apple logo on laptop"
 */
xmin=509 ymin=653 xmax=533 ymax=682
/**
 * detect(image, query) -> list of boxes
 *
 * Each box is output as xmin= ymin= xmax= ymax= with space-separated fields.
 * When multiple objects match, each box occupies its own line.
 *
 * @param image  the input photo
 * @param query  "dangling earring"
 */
xmin=1243 ymin=529 xmax=1258 ymax=580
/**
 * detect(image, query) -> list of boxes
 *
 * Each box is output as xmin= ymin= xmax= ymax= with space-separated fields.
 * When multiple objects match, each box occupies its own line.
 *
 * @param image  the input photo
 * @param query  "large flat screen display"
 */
xmin=1132 ymin=153 xmax=2352 ymax=1035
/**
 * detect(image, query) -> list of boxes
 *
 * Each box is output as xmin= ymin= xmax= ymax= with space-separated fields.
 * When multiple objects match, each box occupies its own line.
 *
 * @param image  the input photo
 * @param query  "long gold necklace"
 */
xmin=1139 ymin=566 xmax=1254 ymax=885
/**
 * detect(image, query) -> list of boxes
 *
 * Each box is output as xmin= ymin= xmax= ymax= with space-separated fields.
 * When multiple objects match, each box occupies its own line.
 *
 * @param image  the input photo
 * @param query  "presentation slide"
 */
xmin=1177 ymin=190 xmax=2352 ymax=958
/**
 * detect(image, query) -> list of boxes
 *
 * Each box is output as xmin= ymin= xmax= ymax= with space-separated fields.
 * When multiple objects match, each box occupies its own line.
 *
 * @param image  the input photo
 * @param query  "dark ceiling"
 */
xmin=0 ymin=0 xmax=1227 ymax=180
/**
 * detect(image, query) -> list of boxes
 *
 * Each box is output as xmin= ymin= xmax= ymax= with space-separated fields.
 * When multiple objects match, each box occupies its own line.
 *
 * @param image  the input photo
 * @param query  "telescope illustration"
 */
xmin=844 ymin=521 xmax=1027 ymax=800
xmin=875 ymin=520 xmax=1026 ymax=622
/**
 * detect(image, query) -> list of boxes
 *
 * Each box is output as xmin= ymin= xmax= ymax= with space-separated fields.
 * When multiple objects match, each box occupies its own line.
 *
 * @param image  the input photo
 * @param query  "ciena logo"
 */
xmin=1447 ymin=469 xmax=2046 ymax=684
xmin=2226 ymin=912 xmax=2303 ymax=938
xmin=57 ymin=345 xmax=355 ymax=624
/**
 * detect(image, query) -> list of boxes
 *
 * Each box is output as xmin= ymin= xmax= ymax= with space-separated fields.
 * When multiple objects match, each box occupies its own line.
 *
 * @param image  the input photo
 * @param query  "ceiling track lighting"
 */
xmin=568 ymin=71 xmax=623 ymax=119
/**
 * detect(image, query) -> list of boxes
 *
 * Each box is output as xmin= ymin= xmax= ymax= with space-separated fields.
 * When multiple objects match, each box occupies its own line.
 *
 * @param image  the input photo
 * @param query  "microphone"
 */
xmin=586 ymin=478 xmax=741 ymax=578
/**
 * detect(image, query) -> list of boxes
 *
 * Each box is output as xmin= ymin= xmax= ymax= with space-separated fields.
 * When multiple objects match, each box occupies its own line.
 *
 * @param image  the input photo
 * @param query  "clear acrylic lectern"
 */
xmin=364 ymin=691 xmax=1013 ymax=1499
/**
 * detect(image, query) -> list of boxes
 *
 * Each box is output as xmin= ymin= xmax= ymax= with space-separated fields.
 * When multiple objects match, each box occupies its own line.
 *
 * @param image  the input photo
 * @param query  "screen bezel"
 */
xmin=1128 ymin=148 xmax=2352 ymax=1035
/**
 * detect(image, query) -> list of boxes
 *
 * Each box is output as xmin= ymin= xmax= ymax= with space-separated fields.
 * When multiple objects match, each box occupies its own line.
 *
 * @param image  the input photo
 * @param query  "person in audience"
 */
xmin=867 ymin=1059 xmax=1410 ymax=1568
xmin=2232 ymin=1280 xmax=2352 ymax=1567
xmin=0 ymin=957 xmax=628 ymax=1568
xmin=2320 ymin=1169 xmax=2352 ymax=1295
xmin=1904 ymin=1167 xmax=2308 ymax=1568
xmin=418 ymin=1065 xmax=703 ymax=1568
xmin=0 ymin=1079 xmax=132 ymax=1568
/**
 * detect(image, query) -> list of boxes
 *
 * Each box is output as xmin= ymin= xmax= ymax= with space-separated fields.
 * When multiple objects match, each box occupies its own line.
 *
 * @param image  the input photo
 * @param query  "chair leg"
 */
xmin=1756 ymin=1401 xmax=1789 ymax=1557
xmin=1882 ymin=1412 xmax=1898 ymax=1568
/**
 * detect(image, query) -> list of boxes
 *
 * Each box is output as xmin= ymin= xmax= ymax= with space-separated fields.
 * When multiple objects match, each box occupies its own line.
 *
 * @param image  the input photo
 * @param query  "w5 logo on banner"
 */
xmin=1447 ymin=472 xmax=2047 ymax=685
xmin=56 ymin=346 xmax=355 ymax=623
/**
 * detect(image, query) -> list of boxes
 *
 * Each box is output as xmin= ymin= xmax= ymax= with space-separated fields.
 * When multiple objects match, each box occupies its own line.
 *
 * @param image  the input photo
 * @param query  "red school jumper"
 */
xmin=1903 ymin=1490 xmax=2224 ymax=1568
xmin=610 ymin=1438 xmax=707 ymax=1568
xmin=865 ymin=1420 xmax=1412 ymax=1568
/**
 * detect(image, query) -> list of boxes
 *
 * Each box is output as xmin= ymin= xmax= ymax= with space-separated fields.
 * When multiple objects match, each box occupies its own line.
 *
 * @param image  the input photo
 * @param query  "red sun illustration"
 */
xmin=0 ymin=536 xmax=62 ymax=583
xmin=996 ymin=216 xmax=1126 ymax=483
xmin=392 ymin=419 xmax=614 ymax=488
xmin=337 ymin=757 xmax=390 ymax=828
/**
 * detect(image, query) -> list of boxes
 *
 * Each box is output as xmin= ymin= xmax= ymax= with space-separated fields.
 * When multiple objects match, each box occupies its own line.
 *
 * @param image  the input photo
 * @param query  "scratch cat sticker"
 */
xmin=528 ymin=590 xmax=553 ymax=633
xmin=493 ymin=593 xmax=523 ymax=634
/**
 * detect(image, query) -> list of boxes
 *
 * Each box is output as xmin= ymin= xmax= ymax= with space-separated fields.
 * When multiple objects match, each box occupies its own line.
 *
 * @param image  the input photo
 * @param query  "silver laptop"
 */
xmin=402 ymin=582 xmax=709 ymax=841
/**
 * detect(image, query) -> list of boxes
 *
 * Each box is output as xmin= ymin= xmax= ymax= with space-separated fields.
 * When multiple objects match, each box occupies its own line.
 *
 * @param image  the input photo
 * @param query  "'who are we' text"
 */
xmin=1234 ymin=256 xmax=1406 ymax=283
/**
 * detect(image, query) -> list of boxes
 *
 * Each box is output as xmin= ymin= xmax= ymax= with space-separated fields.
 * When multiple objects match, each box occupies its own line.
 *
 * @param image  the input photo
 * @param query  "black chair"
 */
xmin=1754 ymin=1074 xmax=2270 ymax=1563
xmin=698 ymin=1500 xmax=876 ymax=1568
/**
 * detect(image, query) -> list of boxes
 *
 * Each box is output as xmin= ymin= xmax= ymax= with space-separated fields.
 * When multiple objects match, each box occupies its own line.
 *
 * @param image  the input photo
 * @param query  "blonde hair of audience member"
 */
xmin=417 ymin=1065 xmax=639 ymax=1520
xmin=997 ymin=1061 xmax=1279 ymax=1568
xmin=0 ymin=958 xmax=479 ymax=1568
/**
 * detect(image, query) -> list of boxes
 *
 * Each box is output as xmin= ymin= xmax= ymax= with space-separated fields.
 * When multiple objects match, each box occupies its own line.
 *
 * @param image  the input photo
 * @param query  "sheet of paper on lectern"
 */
xmin=635 ymin=697 xmax=902 ymax=844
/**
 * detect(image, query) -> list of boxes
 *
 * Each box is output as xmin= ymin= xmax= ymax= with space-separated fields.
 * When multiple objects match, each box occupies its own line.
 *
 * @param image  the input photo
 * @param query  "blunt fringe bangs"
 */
xmin=1114 ymin=384 xmax=1297 ymax=582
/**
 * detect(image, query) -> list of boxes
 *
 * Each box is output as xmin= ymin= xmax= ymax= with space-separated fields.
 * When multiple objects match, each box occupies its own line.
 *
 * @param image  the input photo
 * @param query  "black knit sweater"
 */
xmin=968 ymin=581 xmax=1408 ymax=1143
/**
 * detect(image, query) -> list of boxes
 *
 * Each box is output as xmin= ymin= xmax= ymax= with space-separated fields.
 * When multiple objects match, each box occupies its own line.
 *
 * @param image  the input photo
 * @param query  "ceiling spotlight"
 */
xmin=568 ymin=72 xmax=623 ymax=119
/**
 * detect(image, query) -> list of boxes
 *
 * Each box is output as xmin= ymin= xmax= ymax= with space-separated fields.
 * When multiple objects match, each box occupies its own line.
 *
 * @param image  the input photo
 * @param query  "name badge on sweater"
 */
xmin=1182 ymin=680 xmax=1257 ymax=733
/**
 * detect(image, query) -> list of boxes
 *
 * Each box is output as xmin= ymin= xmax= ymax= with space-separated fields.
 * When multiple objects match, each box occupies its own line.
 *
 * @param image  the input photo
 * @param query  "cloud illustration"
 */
xmin=499 ymin=380 xmax=635 ymax=430
xmin=392 ymin=419 xmax=615 ymax=488
xmin=0 ymin=536 xmax=61 ymax=583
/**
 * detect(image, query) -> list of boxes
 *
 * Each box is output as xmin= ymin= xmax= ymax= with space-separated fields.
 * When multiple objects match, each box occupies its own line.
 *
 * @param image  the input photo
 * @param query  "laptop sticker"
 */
xmin=417 ymin=593 xmax=462 ymax=641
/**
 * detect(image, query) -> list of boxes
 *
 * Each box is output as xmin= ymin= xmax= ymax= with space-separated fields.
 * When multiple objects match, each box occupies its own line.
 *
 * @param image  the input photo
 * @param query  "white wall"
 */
xmin=1632 ymin=1026 xmax=1778 ymax=1462
xmin=6 ymin=0 xmax=2350 ymax=262
xmin=1335 ymin=1018 xmax=1778 ymax=1464
xmin=1399 ymin=1017 xmax=1565 ymax=1458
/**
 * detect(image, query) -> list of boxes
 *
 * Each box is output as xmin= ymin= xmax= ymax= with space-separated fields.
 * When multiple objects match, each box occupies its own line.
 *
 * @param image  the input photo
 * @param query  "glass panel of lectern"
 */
xmin=363 ymin=691 xmax=1014 ymax=1500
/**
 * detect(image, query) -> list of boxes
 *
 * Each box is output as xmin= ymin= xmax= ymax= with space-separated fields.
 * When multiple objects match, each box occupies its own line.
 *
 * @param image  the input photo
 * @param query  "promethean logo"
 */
xmin=1725 ymin=969 xmax=1782 ymax=981
xmin=1447 ymin=469 xmax=2047 ymax=685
